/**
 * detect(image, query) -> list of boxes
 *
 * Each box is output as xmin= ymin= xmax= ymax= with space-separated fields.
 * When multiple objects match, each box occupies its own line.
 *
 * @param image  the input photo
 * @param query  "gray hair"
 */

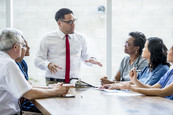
xmin=0 ymin=28 xmax=22 ymax=51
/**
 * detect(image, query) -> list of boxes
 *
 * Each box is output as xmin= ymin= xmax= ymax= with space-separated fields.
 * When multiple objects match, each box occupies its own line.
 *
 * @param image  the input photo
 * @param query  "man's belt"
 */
xmin=46 ymin=77 xmax=78 ymax=82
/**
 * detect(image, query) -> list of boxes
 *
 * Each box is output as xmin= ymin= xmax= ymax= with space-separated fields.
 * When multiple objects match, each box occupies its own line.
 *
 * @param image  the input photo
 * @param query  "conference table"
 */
xmin=32 ymin=88 xmax=173 ymax=115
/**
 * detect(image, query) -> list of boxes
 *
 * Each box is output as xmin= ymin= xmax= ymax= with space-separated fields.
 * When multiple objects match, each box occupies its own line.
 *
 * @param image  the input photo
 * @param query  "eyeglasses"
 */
xmin=22 ymin=44 xmax=27 ymax=49
xmin=17 ymin=42 xmax=27 ymax=49
xmin=125 ymin=41 xmax=135 ymax=47
xmin=61 ymin=19 xmax=77 ymax=25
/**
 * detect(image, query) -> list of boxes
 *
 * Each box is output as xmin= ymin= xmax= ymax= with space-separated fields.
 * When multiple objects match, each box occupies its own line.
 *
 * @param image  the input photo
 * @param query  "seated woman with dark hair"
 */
xmin=102 ymin=37 xmax=170 ymax=89
xmin=101 ymin=31 xmax=148 ymax=85
xmin=121 ymin=45 xmax=173 ymax=100
xmin=15 ymin=38 xmax=40 ymax=113
xmin=16 ymin=38 xmax=30 ymax=81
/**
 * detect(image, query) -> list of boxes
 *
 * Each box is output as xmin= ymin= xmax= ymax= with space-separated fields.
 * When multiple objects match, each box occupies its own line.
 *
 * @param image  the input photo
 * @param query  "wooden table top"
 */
xmin=32 ymin=88 xmax=173 ymax=115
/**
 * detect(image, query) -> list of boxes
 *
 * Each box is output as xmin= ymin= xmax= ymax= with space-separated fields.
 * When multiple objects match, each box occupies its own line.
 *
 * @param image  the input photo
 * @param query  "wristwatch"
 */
xmin=90 ymin=57 xmax=96 ymax=61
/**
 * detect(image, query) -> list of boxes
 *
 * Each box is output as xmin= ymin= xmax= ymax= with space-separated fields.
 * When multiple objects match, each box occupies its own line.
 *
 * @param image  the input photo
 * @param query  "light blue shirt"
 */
xmin=158 ymin=68 xmax=173 ymax=100
xmin=138 ymin=64 xmax=169 ymax=85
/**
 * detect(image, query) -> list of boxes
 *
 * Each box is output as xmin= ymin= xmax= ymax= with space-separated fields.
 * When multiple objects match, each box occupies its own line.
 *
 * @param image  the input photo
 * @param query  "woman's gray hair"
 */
xmin=0 ymin=28 xmax=22 ymax=51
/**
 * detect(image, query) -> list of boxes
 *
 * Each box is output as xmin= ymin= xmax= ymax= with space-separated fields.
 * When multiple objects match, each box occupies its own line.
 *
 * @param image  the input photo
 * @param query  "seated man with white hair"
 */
xmin=0 ymin=28 xmax=70 ymax=115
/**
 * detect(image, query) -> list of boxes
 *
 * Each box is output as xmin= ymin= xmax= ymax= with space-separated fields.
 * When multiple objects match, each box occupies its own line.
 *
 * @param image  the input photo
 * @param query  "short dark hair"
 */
xmin=55 ymin=8 xmax=73 ymax=21
xmin=129 ymin=31 xmax=146 ymax=55
xmin=147 ymin=37 xmax=170 ymax=69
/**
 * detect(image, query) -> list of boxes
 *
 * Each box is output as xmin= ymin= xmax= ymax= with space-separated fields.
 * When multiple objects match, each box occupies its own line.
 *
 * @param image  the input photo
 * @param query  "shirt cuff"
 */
xmin=90 ymin=57 xmax=96 ymax=61
xmin=44 ymin=62 xmax=51 ymax=70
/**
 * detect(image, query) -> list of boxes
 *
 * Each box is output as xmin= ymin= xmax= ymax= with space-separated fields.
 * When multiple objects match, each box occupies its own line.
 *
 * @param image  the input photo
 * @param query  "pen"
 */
xmin=135 ymin=70 xmax=141 ymax=72
xmin=131 ymin=70 xmax=141 ymax=72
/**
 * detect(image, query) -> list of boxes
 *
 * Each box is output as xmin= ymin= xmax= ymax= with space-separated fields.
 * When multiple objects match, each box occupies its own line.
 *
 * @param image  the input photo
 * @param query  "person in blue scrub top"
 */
xmin=16 ymin=38 xmax=30 ymax=80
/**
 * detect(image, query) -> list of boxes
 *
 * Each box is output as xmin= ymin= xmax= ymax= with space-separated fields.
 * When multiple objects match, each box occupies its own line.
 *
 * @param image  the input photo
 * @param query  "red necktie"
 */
xmin=65 ymin=35 xmax=70 ymax=83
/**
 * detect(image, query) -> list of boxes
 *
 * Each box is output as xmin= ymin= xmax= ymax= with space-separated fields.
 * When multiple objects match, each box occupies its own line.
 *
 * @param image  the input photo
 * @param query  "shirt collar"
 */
xmin=150 ymin=64 xmax=163 ymax=72
xmin=0 ymin=51 xmax=11 ymax=59
xmin=130 ymin=55 xmax=141 ymax=66
xmin=57 ymin=28 xmax=73 ymax=40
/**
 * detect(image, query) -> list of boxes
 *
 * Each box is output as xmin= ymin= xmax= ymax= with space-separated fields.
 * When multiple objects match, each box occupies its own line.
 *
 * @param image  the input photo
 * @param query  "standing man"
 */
xmin=34 ymin=8 xmax=102 ymax=85
xmin=0 ymin=28 xmax=69 ymax=114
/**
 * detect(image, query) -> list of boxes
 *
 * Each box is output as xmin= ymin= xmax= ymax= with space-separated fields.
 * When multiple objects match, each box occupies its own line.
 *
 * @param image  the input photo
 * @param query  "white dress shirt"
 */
xmin=34 ymin=29 xmax=92 ymax=79
xmin=0 ymin=51 xmax=32 ymax=115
